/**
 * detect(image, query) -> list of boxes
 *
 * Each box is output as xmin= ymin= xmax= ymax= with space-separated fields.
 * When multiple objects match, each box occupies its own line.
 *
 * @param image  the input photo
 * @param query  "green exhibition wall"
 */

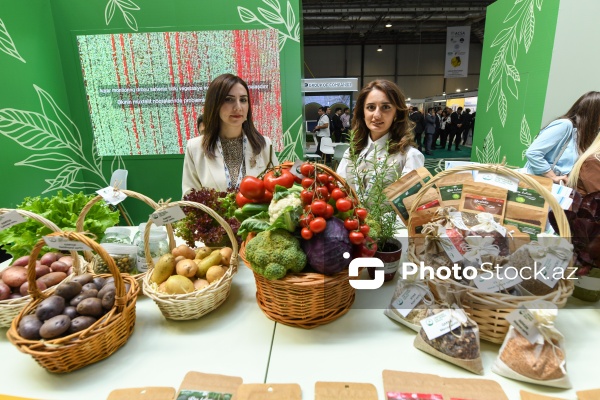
xmin=0 ymin=0 xmax=303 ymax=224
xmin=472 ymin=0 xmax=560 ymax=165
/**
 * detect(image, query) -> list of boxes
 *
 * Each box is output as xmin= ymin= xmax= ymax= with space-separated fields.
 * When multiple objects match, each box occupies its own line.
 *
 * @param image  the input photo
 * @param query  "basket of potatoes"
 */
xmin=142 ymin=200 xmax=238 ymax=320
xmin=6 ymin=231 xmax=139 ymax=373
xmin=0 ymin=208 xmax=87 ymax=328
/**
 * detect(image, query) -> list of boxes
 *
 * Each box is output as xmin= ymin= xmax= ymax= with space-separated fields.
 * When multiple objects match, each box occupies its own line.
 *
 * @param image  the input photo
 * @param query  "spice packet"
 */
xmin=175 ymin=371 xmax=242 ymax=400
xmin=315 ymin=382 xmax=378 ymax=400
xmin=414 ymin=284 xmax=484 ymax=375
xmin=420 ymin=222 xmax=464 ymax=270
xmin=459 ymin=183 xmax=508 ymax=225
xmin=465 ymin=213 xmax=510 ymax=257
xmin=107 ymin=387 xmax=176 ymax=400
xmin=492 ymin=301 xmax=571 ymax=389
xmin=505 ymin=175 xmax=553 ymax=231
xmin=385 ymin=167 xmax=434 ymax=225
xmin=235 ymin=383 xmax=301 ymax=400
xmin=519 ymin=391 xmax=567 ymax=400
xmin=385 ymin=274 xmax=436 ymax=332
xmin=436 ymin=173 xmax=474 ymax=208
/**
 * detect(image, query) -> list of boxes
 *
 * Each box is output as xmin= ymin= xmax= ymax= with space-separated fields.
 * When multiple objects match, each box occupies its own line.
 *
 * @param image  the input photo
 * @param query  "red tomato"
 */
xmin=260 ymin=190 xmax=273 ymax=203
xmin=348 ymin=231 xmax=365 ymax=245
xmin=239 ymin=176 xmax=265 ymax=200
xmin=236 ymin=192 xmax=256 ymax=207
xmin=323 ymin=204 xmax=334 ymax=219
xmin=336 ymin=198 xmax=353 ymax=212
xmin=301 ymin=227 xmax=313 ymax=240
xmin=361 ymin=236 xmax=378 ymax=257
xmin=311 ymin=199 xmax=327 ymax=216
xmin=354 ymin=207 xmax=368 ymax=221
xmin=309 ymin=217 xmax=327 ymax=233
xmin=331 ymin=188 xmax=346 ymax=201
xmin=263 ymin=168 xmax=295 ymax=192
xmin=315 ymin=186 xmax=329 ymax=201
xmin=299 ymin=214 xmax=314 ymax=228
xmin=300 ymin=163 xmax=315 ymax=177
xmin=317 ymin=173 xmax=330 ymax=185
xmin=301 ymin=178 xmax=315 ymax=189
xmin=326 ymin=182 xmax=338 ymax=192
xmin=344 ymin=217 xmax=359 ymax=231
xmin=300 ymin=189 xmax=314 ymax=205
xmin=359 ymin=225 xmax=370 ymax=236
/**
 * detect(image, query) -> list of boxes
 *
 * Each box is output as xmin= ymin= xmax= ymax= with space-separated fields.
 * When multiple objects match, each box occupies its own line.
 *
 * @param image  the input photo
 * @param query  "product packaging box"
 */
xmin=385 ymin=167 xmax=435 ymax=225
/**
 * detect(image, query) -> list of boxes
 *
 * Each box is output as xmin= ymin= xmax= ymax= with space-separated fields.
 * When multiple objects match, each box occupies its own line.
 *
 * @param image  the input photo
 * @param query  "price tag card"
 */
xmin=150 ymin=206 xmax=186 ymax=226
xmin=474 ymin=172 xmax=519 ymax=192
xmin=537 ymin=253 xmax=568 ymax=289
xmin=420 ymin=309 xmax=468 ymax=340
xmin=43 ymin=236 xmax=91 ymax=251
xmin=0 ymin=210 xmax=26 ymax=230
xmin=449 ymin=212 xmax=470 ymax=231
xmin=439 ymin=232 xmax=463 ymax=263
xmin=96 ymin=186 xmax=127 ymax=206
xmin=392 ymin=286 xmax=425 ymax=317
xmin=473 ymin=270 xmax=523 ymax=293
xmin=505 ymin=307 xmax=542 ymax=344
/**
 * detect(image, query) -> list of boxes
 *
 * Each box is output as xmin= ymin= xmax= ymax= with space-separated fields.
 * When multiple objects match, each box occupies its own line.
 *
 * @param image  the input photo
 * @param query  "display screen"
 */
xmin=77 ymin=29 xmax=282 ymax=156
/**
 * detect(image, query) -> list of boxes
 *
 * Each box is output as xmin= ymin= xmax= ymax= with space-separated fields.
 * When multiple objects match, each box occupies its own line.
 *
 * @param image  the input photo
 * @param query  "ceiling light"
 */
xmin=377 ymin=45 xmax=383 ymax=52
xmin=442 ymin=92 xmax=446 ymax=96
xmin=456 ymin=89 xmax=461 ymax=92
xmin=407 ymin=97 xmax=411 ymax=101
xmin=385 ymin=21 xmax=392 ymax=28
xmin=465 ymin=88 xmax=469 ymax=91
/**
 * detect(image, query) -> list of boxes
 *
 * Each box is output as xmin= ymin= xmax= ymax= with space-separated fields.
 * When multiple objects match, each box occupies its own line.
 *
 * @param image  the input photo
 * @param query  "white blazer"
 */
xmin=182 ymin=135 xmax=278 ymax=196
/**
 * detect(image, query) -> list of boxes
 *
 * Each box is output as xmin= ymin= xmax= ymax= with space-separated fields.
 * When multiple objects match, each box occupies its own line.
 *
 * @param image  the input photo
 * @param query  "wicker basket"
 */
xmin=6 ymin=231 xmax=139 ymax=373
xmin=75 ymin=189 xmax=176 ymax=286
xmin=142 ymin=200 xmax=238 ymax=320
xmin=0 ymin=208 xmax=85 ymax=328
xmin=406 ymin=163 xmax=574 ymax=343
xmin=240 ymin=163 xmax=360 ymax=329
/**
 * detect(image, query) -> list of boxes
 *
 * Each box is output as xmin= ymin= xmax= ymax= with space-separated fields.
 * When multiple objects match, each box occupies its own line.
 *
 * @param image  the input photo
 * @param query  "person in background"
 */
xmin=196 ymin=114 xmax=204 ymax=134
xmin=312 ymin=106 xmax=330 ymax=157
xmin=337 ymin=79 xmax=424 ymax=187
xmin=409 ymin=106 xmax=425 ymax=152
xmin=331 ymin=107 xmax=344 ymax=143
xmin=461 ymin=108 xmax=472 ymax=145
xmin=341 ymin=107 xmax=351 ymax=141
xmin=525 ymin=91 xmax=600 ymax=184
xmin=424 ymin=107 xmax=436 ymax=155
xmin=182 ymin=73 xmax=278 ymax=196
xmin=438 ymin=109 xmax=450 ymax=149
xmin=568 ymin=134 xmax=600 ymax=196
xmin=432 ymin=107 xmax=442 ymax=149
xmin=448 ymin=106 xmax=464 ymax=151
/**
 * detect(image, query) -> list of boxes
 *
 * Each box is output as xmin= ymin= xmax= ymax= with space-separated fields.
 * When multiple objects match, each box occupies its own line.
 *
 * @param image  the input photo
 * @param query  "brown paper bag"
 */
xmin=505 ymin=174 xmax=552 ymax=232
xmin=436 ymin=173 xmax=474 ymax=208
xmin=235 ymin=383 xmax=301 ymax=400
xmin=315 ymin=382 xmax=378 ymax=400
xmin=577 ymin=389 xmax=600 ymax=400
xmin=106 ymin=387 xmax=176 ymax=400
xmin=385 ymin=167 xmax=433 ymax=224
xmin=459 ymin=183 xmax=508 ymax=225
xmin=519 ymin=391 xmax=567 ymax=400
xmin=175 ymin=371 xmax=242 ymax=400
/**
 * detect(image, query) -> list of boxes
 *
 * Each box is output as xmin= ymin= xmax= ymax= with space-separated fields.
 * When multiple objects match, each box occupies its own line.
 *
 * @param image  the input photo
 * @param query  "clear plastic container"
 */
xmin=136 ymin=230 xmax=169 ymax=273
xmin=132 ymin=223 xmax=166 ymax=246
xmin=93 ymin=243 xmax=138 ymax=274
xmin=101 ymin=227 xmax=132 ymax=245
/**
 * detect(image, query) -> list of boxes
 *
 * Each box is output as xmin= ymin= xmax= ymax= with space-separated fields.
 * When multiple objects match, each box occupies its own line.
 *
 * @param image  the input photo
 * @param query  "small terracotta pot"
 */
xmin=368 ymin=238 xmax=403 ymax=282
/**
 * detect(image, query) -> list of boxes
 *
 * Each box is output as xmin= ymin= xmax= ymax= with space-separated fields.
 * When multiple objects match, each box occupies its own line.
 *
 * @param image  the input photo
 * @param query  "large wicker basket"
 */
xmin=75 ymin=189 xmax=176 ymax=286
xmin=142 ymin=200 xmax=238 ymax=320
xmin=407 ymin=163 xmax=574 ymax=343
xmin=0 ymin=208 xmax=84 ymax=328
xmin=7 ymin=231 xmax=139 ymax=373
xmin=240 ymin=163 xmax=359 ymax=329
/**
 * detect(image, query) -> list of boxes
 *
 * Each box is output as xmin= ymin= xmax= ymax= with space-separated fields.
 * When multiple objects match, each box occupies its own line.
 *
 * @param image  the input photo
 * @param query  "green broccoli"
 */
xmin=245 ymin=229 xmax=306 ymax=280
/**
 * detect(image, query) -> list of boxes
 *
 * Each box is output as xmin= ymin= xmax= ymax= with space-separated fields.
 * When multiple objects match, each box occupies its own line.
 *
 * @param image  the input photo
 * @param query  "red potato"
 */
xmin=40 ymin=252 xmax=63 ymax=267
xmin=37 ymin=271 xmax=67 ymax=288
xmin=2 ymin=266 xmax=28 ymax=288
xmin=11 ymin=255 xmax=32 ymax=267
xmin=0 ymin=281 xmax=11 ymax=300
xmin=35 ymin=264 xmax=51 ymax=279
xmin=50 ymin=261 xmax=70 ymax=274
xmin=19 ymin=280 xmax=47 ymax=297
xmin=9 ymin=293 xmax=23 ymax=299
xmin=58 ymin=256 xmax=74 ymax=268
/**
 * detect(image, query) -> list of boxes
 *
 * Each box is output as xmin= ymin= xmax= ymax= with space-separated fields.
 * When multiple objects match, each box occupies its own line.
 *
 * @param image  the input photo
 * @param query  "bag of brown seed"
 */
xmin=419 ymin=222 xmax=465 ymax=271
xmin=385 ymin=274 xmax=436 ymax=332
xmin=492 ymin=301 xmax=571 ymax=388
xmin=414 ymin=284 xmax=484 ymax=375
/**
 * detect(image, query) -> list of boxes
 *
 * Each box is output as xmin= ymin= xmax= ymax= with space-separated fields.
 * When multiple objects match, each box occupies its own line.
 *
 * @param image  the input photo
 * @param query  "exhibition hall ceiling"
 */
xmin=302 ymin=0 xmax=497 ymax=46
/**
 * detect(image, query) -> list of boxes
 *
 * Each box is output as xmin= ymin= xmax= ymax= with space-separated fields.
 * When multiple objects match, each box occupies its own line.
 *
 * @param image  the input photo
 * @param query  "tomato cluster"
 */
xmin=297 ymin=162 xmax=370 ymax=245
xmin=237 ymin=167 xmax=297 ymax=206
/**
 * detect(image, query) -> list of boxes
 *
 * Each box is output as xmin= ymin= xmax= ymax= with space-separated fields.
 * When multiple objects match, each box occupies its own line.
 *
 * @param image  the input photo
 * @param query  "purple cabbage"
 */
xmin=301 ymin=217 xmax=352 ymax=275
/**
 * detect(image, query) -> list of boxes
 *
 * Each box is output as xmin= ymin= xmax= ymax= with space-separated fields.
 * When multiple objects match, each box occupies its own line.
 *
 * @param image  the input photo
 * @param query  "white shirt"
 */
xmin=336 ymin=133 xmax=424 ymax=194
xmin=316 ymin=114 xmax=330 ymax=137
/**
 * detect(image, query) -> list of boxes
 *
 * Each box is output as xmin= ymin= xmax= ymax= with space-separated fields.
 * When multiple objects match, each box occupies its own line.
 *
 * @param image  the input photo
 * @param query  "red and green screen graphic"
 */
xmin=77 ymin=29 xmax=282 ymax=156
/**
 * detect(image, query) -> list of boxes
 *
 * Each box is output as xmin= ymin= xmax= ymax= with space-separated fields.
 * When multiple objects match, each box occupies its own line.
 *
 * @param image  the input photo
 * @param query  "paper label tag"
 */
xmin=387 ymin=393 xmax=443 ymax=400
xmin=392 ymin=286 xmax=425 ymax=318
xmin=475 ymin=171 xmax=519 ymax=192
xmin=473 ymin=270 xmax=523 ymax=293
xmin=505 ymin=308 xmax=543 ymax=344
xmin=536 ymin=254 xmax=567 ymax=288
xmin=176 ymin=390 xmax=232 ymax=400
xmin=574 ymin=275 xmax=600 ymax=291
xmin=449 ymin=211 xmax=470 ymax=231
xmin=43 ymin=236 xmax=91 ymax=251
xmin=0 ymin=210 xmax=26 ymax=230
xmin=420 ymin=308 xmax=468 ymax=340
xmin=439 ymin=232 xmax=464 ymax=262
xmin=96 ymin=186 xmax=127 ymax=206
xmin=150 ymin=206 xmax=186 ymax=226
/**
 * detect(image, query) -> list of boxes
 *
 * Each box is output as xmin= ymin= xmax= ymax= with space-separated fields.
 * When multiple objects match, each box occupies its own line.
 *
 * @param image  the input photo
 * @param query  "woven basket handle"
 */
xmin=143 ymin=200 xmax=239 ymax=274
xmin=26 ymin=231 xmax=128 ymax=310
xmin=75 ymin=189 xmax=177 ymax=260
xmin=405 ymin=163 xmax=571 ymax=239
xmin=0 ymin=208 xmax=82 ymax=275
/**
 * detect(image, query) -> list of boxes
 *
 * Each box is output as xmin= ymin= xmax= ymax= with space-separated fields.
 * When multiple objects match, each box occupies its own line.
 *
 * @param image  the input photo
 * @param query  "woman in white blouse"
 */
xmin=337 ymin=79 xmax=424 ymax=190
xmin=182 ymin=74 xmax=278 ymax=196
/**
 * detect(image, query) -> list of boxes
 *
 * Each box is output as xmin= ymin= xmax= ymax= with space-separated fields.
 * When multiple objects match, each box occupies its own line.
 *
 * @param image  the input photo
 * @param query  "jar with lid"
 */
xmin=136 ymin=229 xmax=169 ymax=273
xmin=132 ymin=223 xmax=166 ymax=246
xmin=101 ymin=227 xmax=132 ymax=245
xmin=93 ymin=243 xmax=138 ymax=274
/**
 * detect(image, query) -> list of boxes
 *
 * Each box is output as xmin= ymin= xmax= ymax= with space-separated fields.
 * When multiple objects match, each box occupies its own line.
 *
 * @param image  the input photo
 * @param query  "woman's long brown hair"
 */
xmin=560 ymin=91 xmax=600 ymax=154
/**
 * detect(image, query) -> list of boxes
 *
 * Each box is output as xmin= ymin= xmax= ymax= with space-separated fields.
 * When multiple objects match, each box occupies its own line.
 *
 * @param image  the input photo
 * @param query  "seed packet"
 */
xmin=414 ymin=284 xmax=484 ymax=375
xmin=420 ymin=222 xmax=465 ymax=270
xmin=385 ymin=273 xmax=436 ymax=332
xmin=459 ymin=183 xmax=508 ymax=226
xmin=465 ymin=213 xmax=510 ymax=257
xmin=436 ymin=173 xmax=474 ymax=208
xmin=385 ymin=167 xmax=434 ymax=225
xmin=504 ymin=174 xmax=553 ymax=232
xmin=492 ymin=301 xmax=571 ymax=388
xmin=387 ymin=393 xmax=443 ymax=400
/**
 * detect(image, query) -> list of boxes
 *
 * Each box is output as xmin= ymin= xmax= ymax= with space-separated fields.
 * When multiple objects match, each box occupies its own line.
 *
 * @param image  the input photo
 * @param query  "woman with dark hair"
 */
xmin=336 ymin=79 xmax=424 ymax=187
xmin=525 ymin=91 xmax=600 ymax=184
xmin=182 ymin=73 xmax=278 ymax=195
